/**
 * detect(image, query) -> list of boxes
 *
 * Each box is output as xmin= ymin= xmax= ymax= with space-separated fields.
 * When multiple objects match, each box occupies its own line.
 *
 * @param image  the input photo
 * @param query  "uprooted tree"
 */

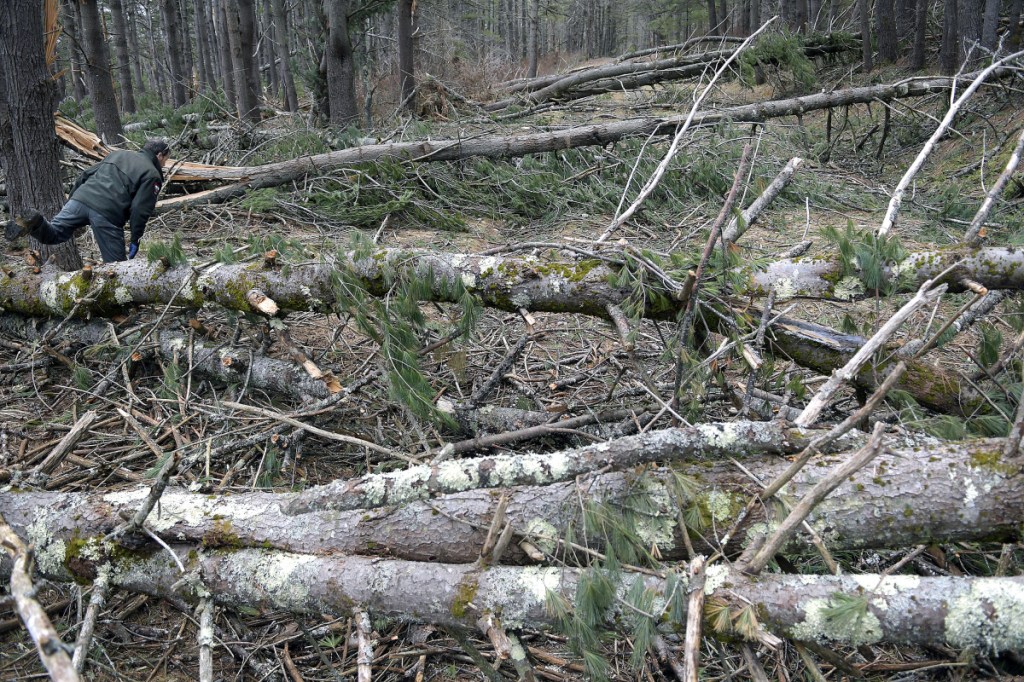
xmin=3 ymin=17 xmax=1024 ymax=682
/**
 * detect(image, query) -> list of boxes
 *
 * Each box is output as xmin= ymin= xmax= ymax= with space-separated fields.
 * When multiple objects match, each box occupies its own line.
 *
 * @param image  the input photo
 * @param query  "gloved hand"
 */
xmin=128 ymin=242 xmax=139 ymax=259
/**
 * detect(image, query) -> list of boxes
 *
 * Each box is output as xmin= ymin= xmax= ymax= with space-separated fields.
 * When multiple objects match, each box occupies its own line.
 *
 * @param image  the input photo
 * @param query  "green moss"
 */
xmin=451 ymin=575 xmax=479 ymax=619
xmin=533 ymin=259 xmax=601 ymax=282
xmin=968 ymin=447 xmax=1018 ymax=475
xmin=201 ymin=519 xmax=243 ymax=549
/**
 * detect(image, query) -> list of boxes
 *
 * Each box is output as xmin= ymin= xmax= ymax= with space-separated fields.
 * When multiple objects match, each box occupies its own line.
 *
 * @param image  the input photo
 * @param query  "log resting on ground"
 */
xmin=0 ymin=247 xmax=1006 ymax=415
xmin=0 ymin=314 xmax=335 ymax=402
xmin=3 ymin=543 xmax=1022 ymax=652
xmin=2 ymin=437 xmax=1019 ymax=564
xmin=53 ymin=70 xmax=1017 ymax=206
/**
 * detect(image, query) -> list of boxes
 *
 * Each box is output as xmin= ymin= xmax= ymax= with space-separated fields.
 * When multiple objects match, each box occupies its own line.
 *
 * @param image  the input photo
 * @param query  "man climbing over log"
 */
xmin=4 ymin=139 xmax=170 ymax=262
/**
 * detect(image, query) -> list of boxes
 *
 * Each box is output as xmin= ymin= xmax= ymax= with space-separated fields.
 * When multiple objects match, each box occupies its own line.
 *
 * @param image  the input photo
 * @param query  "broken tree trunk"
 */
xmin=4 ymin=543 xmax=1022 ymax=652
xmin=2 ymin=437 xmax=1019 ymax=564
xmin=53 ymin=70 xmax=1017 ymax=207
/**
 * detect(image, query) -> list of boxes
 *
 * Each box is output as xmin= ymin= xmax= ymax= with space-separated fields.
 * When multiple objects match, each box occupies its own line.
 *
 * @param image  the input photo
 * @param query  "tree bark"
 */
xmin=397 ymin=0 xmax=416 ymax=112
xmin=60 ymin=0 xmax=88 ymax=103
xmin=126 ymin=0 xmax=146 ymax=98
xmin=226 ymin=0 xmax=260 ymax=121
xmin=326 ymin=0 xmax=358 ymax=126
xmin=0 ymin=1 xmax=83 ymax=271
xmin=107 ymin=0 xmax=137 ymax=113
xmin=981 ymin=0 xmax=1001 ymax=51
xmin=270 ymin=0 xmax=298 ymax=111
xmin=216 ymin=0 xmax=236 ymax=108
xmin=77 ymin=0 xmax=124 ymax=144
xmin=2 ymin=439 xmax=1020 ymax=565
xmin=912 ymin=0 xmax=929 ymax=68
xmin=876 ymin=0 xmax=900 ymax=62
xmin=958 ymin=0 xmax=984 ymax=64
xmin=859 ymin=0 xmax=874 ymax=72
xmin=942 ymin=0 xmax=959 ymax=72
xmin=161 ymin=0 xmax=190 ymax=107
xmin=527 ymin=0 xmax=540 ymax=77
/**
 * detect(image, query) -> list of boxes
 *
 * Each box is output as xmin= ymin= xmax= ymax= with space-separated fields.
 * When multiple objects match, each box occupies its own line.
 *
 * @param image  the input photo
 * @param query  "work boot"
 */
xmin=4 ymin=210 xmax=44 ymax=241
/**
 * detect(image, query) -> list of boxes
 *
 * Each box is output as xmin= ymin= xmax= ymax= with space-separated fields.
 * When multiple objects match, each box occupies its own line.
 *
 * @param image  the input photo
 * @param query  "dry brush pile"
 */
xmin=3 ymin=34 xmax=1024 ymax=682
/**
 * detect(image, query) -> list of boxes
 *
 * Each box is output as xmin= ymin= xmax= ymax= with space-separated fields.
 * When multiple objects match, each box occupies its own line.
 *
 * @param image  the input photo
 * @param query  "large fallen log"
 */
xmin=4 ymin=542 xmax=1022 ymax=652
xmin=0 ymin=314 xmax=336 ymax=402
xmin=0 ymin=246 xmax=1008 ymax=414
xmin=3 ymin=437 xmax=1018 ymax=564
xmin=54 ymin=69 xmax=1017 ymax=206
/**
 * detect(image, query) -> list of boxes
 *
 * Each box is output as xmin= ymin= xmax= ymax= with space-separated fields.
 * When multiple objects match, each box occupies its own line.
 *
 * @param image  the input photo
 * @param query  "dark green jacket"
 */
xmin=70 ymin=149 xmax=164 ymax=244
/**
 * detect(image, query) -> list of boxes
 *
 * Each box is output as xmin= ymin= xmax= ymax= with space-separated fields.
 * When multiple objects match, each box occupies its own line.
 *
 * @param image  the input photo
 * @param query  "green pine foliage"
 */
xmin=145 ymin=233 xmax=189 ymax=266
xmin=329 ymin=234 xmax=479 ymax=428
xmin=739 ymin=32 xmax=817 ymax=93
xmin=821 ymin=221 xmax=908 ymax=295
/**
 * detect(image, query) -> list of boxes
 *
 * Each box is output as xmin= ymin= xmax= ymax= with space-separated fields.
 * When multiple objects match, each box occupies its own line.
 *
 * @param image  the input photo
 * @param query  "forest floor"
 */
xmin=2 ymin=52 xmax=1024 ymax=681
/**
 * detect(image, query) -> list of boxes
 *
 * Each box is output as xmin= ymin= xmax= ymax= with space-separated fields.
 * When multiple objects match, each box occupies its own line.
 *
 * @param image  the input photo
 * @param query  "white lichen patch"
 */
xmin=705 ymin=489 xmax=737 ymax=524
xmin=833 ymin=276 xmax=865 ymax=301
xmin=945 ymin=579 xmax=1024 ymax=652
xmin=773 ymin=276 xmax=798 ymax=301
xmin=790 ymin=597 xmax=883 ymax=646
xmin=379 ymin=466 xmax=432 ymax=501
xmin=703 ymin=564 xmax=731 ymax=594
xmin=434 ymin=461 xmax=480 ymax=491
xmin=461 ymin=272 xmax=476 ymax=289
xmin=238 ymin=552 xmax=314 ymax=609
xmin=102 ymin=488 xmax=150 ymax=506
xmin=850 ymin=574 xmax=920 ymax=596
xmin=26 ymin=515 xmax=66 ymax=576
xmin=632 ymin=477 xmax=676 ymax=548
xmin=962 ymin=477 xmax=979 ymax=507
xmin=359 ymin=475 xmax=388 ymax=505
xmin=40 ymin=280 xmax=60 ymax=312
xmin=113 ymin=285 xmax=134 ymax=305
xmin=479 ymin=256 xmax=498 ymax=275
xmin=696 ymin=423 xmax=741 ymax=451
xmin=480 ymin=566 xmax=562 ymax=628
xmin=523 ymin=518 xmax=558 ymax=554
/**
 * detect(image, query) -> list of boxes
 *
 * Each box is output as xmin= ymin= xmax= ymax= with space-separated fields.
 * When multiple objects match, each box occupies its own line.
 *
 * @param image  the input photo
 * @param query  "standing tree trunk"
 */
xmin=876 ymin=0 xmax=900 ymax=62
xmin=912 ymin=0 xmax=929 ymax=67
xmin=0 ymin=0 xmax=82 ymax=271
xmin=707 ymin=0 xmax=721 ymax=35
xmin=108 ymin=0 xmax=136 ymax=113
xmin=397 ymin=0 xmax=415 ymax=112
xmin=860 ymin=0 xmax=874 ymax=72
xmin=326 ymin=0 xmax=358 ymax=126
xmin=126 ymin=0 xmax=146 ymax=98
xmin=526 ymin=0 xmax=540 ymax=78
xmin=226 ymin=0 xmax=260 ymax=121
xmin=941 ymin=0 xmax=959 ymax=71
xmin=77 ymin=0 xmax=124 ymax=144
xmin=1010 ymin=0 xmax=1023 ymax=48
xmin=271 ymin=0 xmax=299 ymax=111
xmin=958 ymin=0 xmax=983 ymax=64
xmin=179 ymin=0 xmax=196 ymax=94
xmin=61 ymin=0 xmax=88 ymax=103
xmin=981 ymin=0 xmax=1001 ymax=50
xmin=161 ymin=0 xmax=190 ymax=106
xmin=216 ymin=0 xmax=236 ymax=108
xmin=194 ymin=0 xmax=215 ymax=91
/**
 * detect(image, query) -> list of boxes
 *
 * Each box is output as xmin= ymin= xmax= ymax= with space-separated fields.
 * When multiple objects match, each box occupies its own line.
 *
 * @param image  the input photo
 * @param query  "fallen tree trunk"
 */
xmin=3 ymin=438 xmax=1018 ymax=564
xmin=5 ymin=542 xmax=1022 ymax=652
xmin=53 ymin=70 xmax=1017 ymax=207
xmin=0 ymin=247 xmax=1005 ymax=414
xmin=0 ymin=314 xmax=336 ymax=402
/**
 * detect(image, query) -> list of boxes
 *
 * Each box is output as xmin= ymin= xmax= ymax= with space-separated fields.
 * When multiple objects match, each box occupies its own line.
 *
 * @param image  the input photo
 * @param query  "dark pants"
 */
xmin=33 ymin=199 xmax=126 ymax=262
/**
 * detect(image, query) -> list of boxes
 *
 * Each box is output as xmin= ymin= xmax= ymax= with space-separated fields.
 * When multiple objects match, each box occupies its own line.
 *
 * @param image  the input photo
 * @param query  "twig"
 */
xmin=469 ymin=334 xmax=530 ymax=407
xmin=71 ymin=563 xmax=110 ymax=673
xmin=31 ymin=410 xmax=97 ymax=478
xmin=108 ymin=449 xmax=180 ymax=539
xmin=741 ymin=422 xmax=886 ymax=574
xmin=964 ymin=126 xmax=1024 ymax=246
xmin=0 ymin=512 xmax=80 ymax=682
xmin=681 ymin=556 xmax=706 ymax=682
xmin=722 ymin=157 xmax=804 ymax=245
xmin=598 ymin=17 xmax=776 ymax=242
xmin=221 ymin=400 xmax=406 ymax=461
xmin=794 ymin=281 xmax=945 ymax=427
xmin=355 ymin=610 xmax=374 ymax=682
xmin=878 ymin=49 xmax=1024 ymax=237
xmin=197 ymin=597 xmax=214 ymax=682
